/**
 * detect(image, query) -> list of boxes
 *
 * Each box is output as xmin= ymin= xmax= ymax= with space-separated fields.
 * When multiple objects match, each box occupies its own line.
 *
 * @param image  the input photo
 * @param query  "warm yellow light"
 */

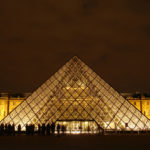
xmin=85 ymin=121 xmax=88 ymax=125
xmin=72 ymin=131 xmax=80 ymax=134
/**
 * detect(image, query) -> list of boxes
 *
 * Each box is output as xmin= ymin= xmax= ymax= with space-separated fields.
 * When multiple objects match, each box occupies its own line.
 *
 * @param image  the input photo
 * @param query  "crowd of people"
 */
xmin=0 ymin=124 xmax=15 ymax=136
xmin=1 ymin=123 xmax=149 ymax=135
xmin=0 ymin=123 xmax=66 ymax=136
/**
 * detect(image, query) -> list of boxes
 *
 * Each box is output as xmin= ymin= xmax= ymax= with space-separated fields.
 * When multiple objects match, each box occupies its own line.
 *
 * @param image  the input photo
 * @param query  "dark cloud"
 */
xmin=82 ymin=0 xmax=99 ymax=9
xmin=142 ymin=25 xmax=150 ymax=37
xmin=0 ymin=0 xmax=150 ymax=93
xmin=126 ymin=0 xmax=150 ymax=14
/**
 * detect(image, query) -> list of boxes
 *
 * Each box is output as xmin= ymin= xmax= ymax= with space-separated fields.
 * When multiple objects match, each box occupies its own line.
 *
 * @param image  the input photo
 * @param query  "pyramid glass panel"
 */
xmin=1 ymin=56 xmax=150 ymax=131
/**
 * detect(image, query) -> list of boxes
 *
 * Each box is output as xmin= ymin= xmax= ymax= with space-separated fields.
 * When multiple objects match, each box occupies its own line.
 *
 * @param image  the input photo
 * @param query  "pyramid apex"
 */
xmin=72 ymin=56 xmax=79 ymax=59
xmin=71 ymin=56 xmax=80 ymax=62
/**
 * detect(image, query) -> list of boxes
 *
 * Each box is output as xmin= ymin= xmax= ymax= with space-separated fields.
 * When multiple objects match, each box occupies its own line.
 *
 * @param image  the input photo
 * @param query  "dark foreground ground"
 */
xmin=0 ymin=134 xmax=150 ymax=150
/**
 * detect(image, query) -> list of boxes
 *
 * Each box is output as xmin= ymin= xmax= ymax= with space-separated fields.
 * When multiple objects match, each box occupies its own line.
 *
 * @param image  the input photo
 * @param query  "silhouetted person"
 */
xmin=51 ymin=122 xmax=55 ymax=134
xmin=0 ymin=124 xmax=3 ymax=136
xmin=0 ymin=124 xmax=1 ymax=136
xmin=42 ymin=124 xmax=46 ymax=135
xmin=98 ymin=125 xmax=101 ymax=134
xmin=29 ymin=124 xmax=32 ymax=135
xmin=28 ymin=124 xmax=31 ymax=135
xmin=26 ymin=124 xmax=29 ymax=135
xmin=12 ymin=124 xmax=15 ymax=135
xmin=10 ymin=124 xmax=13 ymax=135
xmin=57 ymin=124 xmax=60 ymax=136
xmin=8 ymin=124 xmax=11 ymax=135
xmin=46 ymin=124 xmax=50 ymax=135
xmin=38 ymin=124 xmax=41 ymax=135
xmin=18 ymin=124 xmax=21 ymax=134
xmin=79 ymin=126 xmax=82 ymax=134
xmin=32 ymin=124 xmax=35 ymax=135
xmin=28 ymin=124 xmax=30 ymax=135
xmin=64 ymin=126 xmax=66 ymax=133
xmin=4 ymin=124 xmax=8 ymax=135
xmin=102 ymin=129 xmax=104 ymax=135
xmin=87 ymin=125 xmax=90 ymax=133
xmin=0 ymin=124 xmax=2 ymax=136
xmin=0 ymin=124 xmax=4 ymax=135
xmin=61 ymin=125 xmax=65 ymax=134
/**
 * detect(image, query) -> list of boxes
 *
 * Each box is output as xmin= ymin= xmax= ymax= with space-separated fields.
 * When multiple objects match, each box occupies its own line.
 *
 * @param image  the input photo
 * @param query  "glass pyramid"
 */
xmin=1 ymin=56 xmax=150 ymax=131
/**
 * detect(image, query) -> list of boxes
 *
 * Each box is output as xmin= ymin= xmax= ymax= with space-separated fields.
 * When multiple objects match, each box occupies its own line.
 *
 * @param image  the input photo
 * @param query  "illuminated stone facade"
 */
xmin=0 ymin=57 xmax=150 ymax=132
xmin=128 ymin=97 xmax=150 ymax=119
xmin=1 ymin=94 xmax=150 ymax=121
xmin=0 ymin=93 xmax=29 ymax=121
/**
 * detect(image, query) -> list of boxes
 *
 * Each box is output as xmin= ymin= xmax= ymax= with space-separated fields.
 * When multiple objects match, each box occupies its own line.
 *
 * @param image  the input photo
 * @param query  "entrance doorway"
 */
xmin=56 ymin=120 xmax=99 ymax=134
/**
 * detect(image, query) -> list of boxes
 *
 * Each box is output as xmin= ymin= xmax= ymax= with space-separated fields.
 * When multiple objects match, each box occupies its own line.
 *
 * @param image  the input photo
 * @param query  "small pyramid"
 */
xmin=1 ymin=56 xmax=150 ymax=131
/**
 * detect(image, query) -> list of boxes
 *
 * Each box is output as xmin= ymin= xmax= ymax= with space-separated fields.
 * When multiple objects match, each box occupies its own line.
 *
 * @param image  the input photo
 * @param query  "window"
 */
xmin=148 ymin=110 xmax=150 ymax=116
xmin=13 ymin=101 xmax=16 ymax=105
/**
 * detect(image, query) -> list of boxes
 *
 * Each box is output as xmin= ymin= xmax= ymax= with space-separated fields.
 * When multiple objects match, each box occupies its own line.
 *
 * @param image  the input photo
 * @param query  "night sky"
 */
xmin=0 ymin=0 xmax=150 ymax=93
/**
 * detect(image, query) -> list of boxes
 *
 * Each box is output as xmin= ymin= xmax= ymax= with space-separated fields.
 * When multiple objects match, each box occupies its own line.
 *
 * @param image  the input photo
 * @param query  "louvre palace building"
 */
xmin=0 ymin=56 xmax=150 ymax=133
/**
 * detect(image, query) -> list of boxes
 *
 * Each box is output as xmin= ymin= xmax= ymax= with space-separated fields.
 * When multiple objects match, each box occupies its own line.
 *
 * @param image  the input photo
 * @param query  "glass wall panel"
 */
xmin=1 ymin=56 xmax=150 ymax=131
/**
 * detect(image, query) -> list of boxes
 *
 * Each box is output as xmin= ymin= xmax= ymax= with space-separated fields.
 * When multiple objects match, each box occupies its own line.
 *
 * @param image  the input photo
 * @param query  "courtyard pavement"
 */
xmin=0 ymin=134 xmax=150 ymax=150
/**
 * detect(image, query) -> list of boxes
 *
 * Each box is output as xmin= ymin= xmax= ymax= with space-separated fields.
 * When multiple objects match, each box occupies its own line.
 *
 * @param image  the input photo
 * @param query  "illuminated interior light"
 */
xmin=0 ymin=56 xmax=150 ymax=132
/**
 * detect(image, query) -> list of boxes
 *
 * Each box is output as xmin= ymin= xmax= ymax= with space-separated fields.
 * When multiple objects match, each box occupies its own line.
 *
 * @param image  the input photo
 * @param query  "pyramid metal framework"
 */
xmin=1 ymin=56 xmax=150 ymax=131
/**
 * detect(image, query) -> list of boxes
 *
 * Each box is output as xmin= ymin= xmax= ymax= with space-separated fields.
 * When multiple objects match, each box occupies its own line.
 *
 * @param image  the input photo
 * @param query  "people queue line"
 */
xmin=0 ymin=123 xmax=66 ymax=136
xmin=1 ymin=123 xmax=150 ymax=135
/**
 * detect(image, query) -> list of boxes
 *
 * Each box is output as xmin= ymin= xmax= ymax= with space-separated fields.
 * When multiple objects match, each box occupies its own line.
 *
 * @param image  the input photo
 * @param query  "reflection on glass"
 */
xmin=56 ymin=121 xmax=98 ymax=134
xmin=1 ymin=56 xmax=150 ymax=132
